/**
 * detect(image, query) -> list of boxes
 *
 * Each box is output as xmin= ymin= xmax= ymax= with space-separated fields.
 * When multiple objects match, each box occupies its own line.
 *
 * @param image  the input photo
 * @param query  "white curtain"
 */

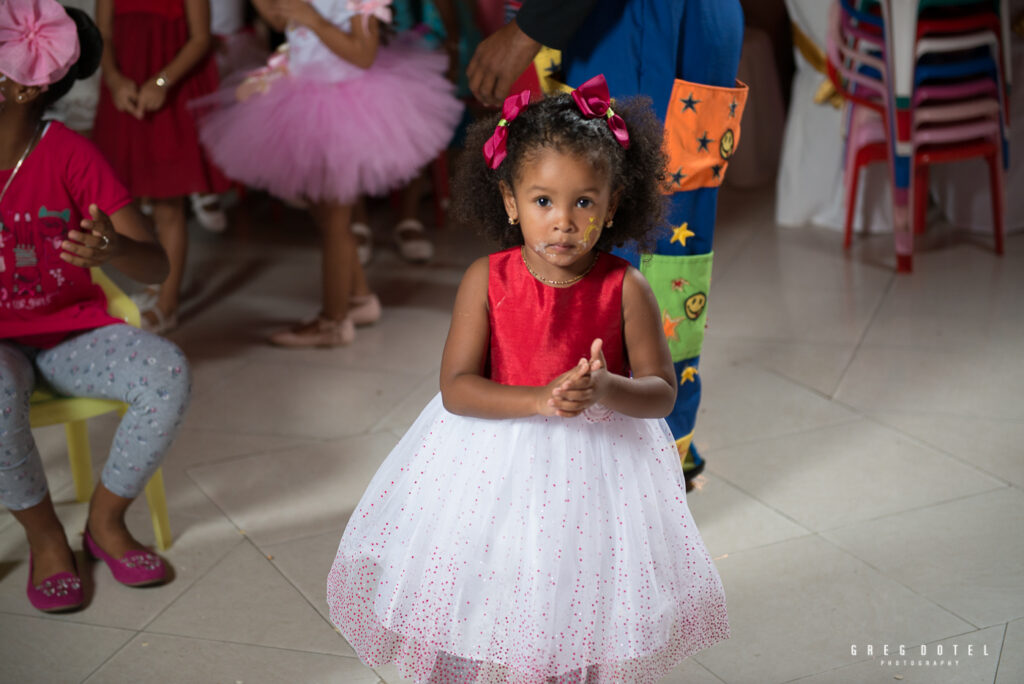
xmin=777 ymin=0 xmax=892 ymax=233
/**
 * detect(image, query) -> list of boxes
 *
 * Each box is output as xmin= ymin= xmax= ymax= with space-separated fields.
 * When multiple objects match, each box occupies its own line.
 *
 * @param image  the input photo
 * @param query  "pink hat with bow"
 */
xmin=0 ymin=0 xmax=80 ymax=87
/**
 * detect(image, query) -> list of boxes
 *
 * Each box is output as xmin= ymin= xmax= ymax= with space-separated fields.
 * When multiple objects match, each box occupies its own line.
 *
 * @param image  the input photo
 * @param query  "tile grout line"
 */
xmin=132 ymin=535 xmax=249 ymax=633
xmin=698 ymin=415 xmax=864 ymax=457
xmin=828 ymin=267 xmax=896 ymax=400
xmin=992 ymin=621 xmax=1010 ymax=684
xmin=814 ymin=533 xmax=986 ymax=632
xmin=818 ymin=484 xmax=1016 ymax=537
xmin=866 ymin=416 xmax=1022 ymax=488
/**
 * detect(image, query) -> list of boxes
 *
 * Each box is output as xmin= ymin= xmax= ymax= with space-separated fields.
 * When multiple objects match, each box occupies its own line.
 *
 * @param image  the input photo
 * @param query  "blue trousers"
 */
xmin=563 ymin=0 xmax=744 ymax=461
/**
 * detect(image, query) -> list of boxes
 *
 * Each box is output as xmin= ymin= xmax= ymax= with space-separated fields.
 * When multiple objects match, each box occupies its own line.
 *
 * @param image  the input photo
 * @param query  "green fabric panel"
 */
xmin=640 ymin=252 xmax=713 ymax=361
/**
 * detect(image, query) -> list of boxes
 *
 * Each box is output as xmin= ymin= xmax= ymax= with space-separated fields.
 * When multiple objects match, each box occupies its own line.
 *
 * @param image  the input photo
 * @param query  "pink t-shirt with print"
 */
xmin=0 ymin=121 xmax=133 ymax=347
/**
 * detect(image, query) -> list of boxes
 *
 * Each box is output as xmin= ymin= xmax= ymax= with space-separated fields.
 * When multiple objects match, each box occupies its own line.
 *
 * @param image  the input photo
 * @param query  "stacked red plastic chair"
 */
xmin=825 ymin=0 xmax=1010 ymax=271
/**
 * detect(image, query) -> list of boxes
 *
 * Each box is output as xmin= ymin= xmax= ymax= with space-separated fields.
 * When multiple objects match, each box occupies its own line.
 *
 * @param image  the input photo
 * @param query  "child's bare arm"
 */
xmin=275 ymin=0 xmax=380 ymax=69
xmin=592 ymin=268 xmax=677 ymax=418
xmin=251 ymin=0 xmax=287 ymax=32
xmin=135 ymin=0 xmax=214 ymax=116
xmin=96 ymin=0 xmax=137 ymax=112
xmin=440 ymin=258 xmax=592 ymax=419
xmin=61 ymin=205 xmax=169 ymax=284
xmin=164 ymin=0 xmax=214 ymax=85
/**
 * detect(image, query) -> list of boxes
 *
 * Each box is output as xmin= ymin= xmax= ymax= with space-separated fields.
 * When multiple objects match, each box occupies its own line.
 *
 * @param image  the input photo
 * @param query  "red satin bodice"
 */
xmin=487 ymin=248 xmax=629 ymax=387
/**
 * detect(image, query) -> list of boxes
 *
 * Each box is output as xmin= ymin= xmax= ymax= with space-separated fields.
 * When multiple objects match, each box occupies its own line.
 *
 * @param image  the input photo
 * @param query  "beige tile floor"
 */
xmin=1 ymin=187 xmax=1022 ymax=684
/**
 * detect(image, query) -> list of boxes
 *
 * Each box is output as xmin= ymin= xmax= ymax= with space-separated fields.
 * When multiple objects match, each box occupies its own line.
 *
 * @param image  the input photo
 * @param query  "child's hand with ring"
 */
xmin=60 ymin=204 xmax=120 ymax=267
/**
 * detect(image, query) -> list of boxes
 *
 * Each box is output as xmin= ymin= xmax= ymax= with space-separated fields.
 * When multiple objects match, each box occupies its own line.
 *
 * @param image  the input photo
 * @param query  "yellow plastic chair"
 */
xmin=28 ymin=269 xmax=172 ymax=550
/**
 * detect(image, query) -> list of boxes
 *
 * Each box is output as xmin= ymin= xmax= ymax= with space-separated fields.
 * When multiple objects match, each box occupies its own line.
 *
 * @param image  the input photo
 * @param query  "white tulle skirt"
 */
xmin=327 ymin=394 xmax=729 ymax=683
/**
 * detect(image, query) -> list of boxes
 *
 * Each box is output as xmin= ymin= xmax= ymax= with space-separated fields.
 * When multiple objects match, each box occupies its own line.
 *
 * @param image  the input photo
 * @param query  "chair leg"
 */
xmin=843 ymin=152 xmax=862 ymax=250
xmin=913 ymin=163 xmax=930 ymax=237
xmin=65 ymin=420 xmax=94 ymax=503
xmin=987 ymin=152 xmax=1005 ymax=255
xmin=144 ymin=468 xmax=172 ymax=551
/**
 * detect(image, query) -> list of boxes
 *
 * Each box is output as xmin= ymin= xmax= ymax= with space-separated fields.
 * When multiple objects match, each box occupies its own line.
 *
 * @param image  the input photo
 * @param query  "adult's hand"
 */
xmin=467 ymin=19 xmax=541 ymax=107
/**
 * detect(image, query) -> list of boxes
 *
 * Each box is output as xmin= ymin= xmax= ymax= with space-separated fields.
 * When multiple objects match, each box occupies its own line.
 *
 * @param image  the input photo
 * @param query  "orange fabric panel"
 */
xmin=662 ymin=78 xmax=749 ymax=194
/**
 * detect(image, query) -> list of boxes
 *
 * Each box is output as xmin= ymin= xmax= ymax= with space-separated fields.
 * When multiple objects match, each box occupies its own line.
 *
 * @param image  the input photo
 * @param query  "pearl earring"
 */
xmin=508 ymin=216 xmax=517 ymax=225
xmin=605 ymin=218 xmax=614 ymax=228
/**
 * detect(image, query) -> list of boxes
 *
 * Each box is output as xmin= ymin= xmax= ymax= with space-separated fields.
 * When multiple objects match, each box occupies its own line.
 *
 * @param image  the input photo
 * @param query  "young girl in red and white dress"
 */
xmin=194 ymin=0 xmax=463 ymax=347
xmin=92 ymin=0 xmax=228 ymax=333
xmin=326 ymin=79 xmax=729 ymax=682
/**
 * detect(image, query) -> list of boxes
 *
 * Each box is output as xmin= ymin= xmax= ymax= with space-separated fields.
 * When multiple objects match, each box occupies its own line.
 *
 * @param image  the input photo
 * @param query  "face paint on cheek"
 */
xmin=582 ymin=216 xmax=600 ymax=247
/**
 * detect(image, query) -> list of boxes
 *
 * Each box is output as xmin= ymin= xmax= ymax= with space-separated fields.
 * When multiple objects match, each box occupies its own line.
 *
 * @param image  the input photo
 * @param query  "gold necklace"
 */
xmin=0 ymin=121 xmax=44 ymax=231
xmin=520 ymin=246 xmax=598 ymax=286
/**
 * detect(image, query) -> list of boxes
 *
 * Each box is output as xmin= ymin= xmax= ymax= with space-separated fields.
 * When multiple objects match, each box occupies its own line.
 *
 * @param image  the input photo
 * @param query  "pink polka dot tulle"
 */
xmin=327 ymin=395 xmax=729 ymax=682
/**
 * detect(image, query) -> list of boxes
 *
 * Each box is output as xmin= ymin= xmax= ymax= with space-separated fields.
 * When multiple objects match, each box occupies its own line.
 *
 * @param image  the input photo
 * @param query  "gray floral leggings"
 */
xmin=0 ymin=324 xmax=191 ymax=511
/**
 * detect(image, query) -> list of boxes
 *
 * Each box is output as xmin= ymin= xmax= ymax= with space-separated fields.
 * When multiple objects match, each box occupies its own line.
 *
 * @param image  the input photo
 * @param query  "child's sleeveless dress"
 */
xmin=194 ymin=0 xmax=464 ymax=203
xmin=327 ymin=248 xmax=729 ymax=683
xmin=92 ymin=0 xmax=229 ymax=198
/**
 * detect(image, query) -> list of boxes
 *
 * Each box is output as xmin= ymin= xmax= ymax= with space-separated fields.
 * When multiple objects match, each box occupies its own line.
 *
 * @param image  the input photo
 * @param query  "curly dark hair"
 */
xmin=452 ymin=91 xmax=668 ymax=252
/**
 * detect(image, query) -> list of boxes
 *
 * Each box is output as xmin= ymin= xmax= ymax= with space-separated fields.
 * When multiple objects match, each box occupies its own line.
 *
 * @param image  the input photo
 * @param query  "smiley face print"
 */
xmin=719 ymin=129 xmax=736 ymax=160
xmin=684 ymin=292 xmax=707 ymax=320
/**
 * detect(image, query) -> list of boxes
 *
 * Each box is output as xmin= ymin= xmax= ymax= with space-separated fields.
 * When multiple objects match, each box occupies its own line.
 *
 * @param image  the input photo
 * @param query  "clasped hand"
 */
xmin=538 ymin=339 xmax=609 ymax=418
xmin=60 ymin=204 xmax=120 ymax=268
xmin=110 ymin=76 xmax=166 ymax=120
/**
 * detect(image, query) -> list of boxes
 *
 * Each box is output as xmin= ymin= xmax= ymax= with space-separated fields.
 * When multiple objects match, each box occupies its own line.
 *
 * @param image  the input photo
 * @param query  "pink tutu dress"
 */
xmin=327 ymin=249 xmax=730 ymax=683
xmin=194 ymin=0 xmax=463 ymax=203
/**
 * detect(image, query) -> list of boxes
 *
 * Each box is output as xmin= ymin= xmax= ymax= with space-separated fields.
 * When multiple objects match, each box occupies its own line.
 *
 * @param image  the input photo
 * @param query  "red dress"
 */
xmin=92 ymin=0 xmax=228 ymax=198
xmin=486 ymin=247 xmax=629 ymax=385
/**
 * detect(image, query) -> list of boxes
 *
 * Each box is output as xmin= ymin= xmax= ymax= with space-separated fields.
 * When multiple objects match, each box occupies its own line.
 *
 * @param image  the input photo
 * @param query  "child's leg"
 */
xmin=351 ymin=197 xmax=373 ymax=265
xmin=269 ymin=201 xmax=374 ymax=346
xmin=0 ymin=343 xmax=75 ymax=584
xmin=395 ymin=171 xmax=435 ymax=263
xmin=148 ymin=197 xmax=188 ymax=330
xmin=35 ymin=325 xmax=191 ymax=558
xmin=315 ymin=201 xmax=358 ymax=321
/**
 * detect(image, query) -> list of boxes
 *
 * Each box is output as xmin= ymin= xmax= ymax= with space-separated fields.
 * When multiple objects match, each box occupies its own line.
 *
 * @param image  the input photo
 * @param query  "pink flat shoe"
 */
xmin=84 ymin=529 xmax=166 ymax=587
xmin=268 ymin=315 xmax=355 ymax=348
xmin=27 ymin=553 xmax=83 ymax=613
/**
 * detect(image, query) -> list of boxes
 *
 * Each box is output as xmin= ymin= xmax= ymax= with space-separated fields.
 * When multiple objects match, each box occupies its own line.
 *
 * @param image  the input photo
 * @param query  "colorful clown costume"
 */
xmin=552 ymin=0 xmax=748 ymax=478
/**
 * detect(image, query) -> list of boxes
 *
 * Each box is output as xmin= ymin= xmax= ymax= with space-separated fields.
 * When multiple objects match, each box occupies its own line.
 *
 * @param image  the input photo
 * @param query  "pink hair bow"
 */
xmin=483 ymin=89 xmax=532 ymax=170
xmin=572 ymin=74 xmax=630 ymax=150
xmin=347 ymin=0 xmax=393 ymax=31
xmin=0 ymin=0 xmax=79 ymax=87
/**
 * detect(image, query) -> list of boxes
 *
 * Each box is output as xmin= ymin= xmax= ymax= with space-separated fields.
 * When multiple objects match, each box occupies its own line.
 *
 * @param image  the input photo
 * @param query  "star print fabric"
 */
xmin=661 ymin=78 xmax=749 ymax=194
xmin=640 ymin=252 xmax=713 ymax=361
